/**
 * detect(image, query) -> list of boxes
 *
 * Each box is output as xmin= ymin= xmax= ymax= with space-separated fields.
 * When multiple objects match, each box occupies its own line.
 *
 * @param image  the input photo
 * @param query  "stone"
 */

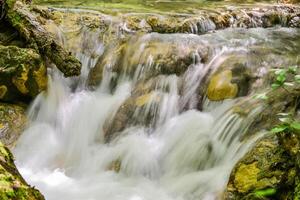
xmin=0 ymin=45 xmax=47 ymax=102
xmin=207 ymin=70 xmax=238 ymax=101
xmin=103 ymin=91 xmax=161 ymax=142
xmin=6 ymin=0 xmax=81 ymax=77
xmin=0 ymin=142 xmax=45 ymax=200
xmin=88 ymin=33 xmax=209 ymax=87
xmin=224 ymin=134 xmax=298 ymax=199
xmin=0 ymin=103 xmax=27 ymax=148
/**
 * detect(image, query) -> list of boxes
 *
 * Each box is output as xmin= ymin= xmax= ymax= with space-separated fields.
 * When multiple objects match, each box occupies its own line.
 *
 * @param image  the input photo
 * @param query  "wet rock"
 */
xmin=107 ymin=159 xmax=121 ymax=173
xmin=181 ymin=16 xmax=216 ymax=34
xmin=6 ymin=0 xmax=81 ymax=77
xmin=224 ymin=132 xmax=300 ymax=199
xmin=0 ymin=21 xmax=25 ymax=47
xmin=146 ymin=15 xmax=182 ymax=33
xmin=103 ymin=91 xmax=161 ymax=142
xmin=0 ymin=103 xmax=27 ymax=148
xmin=0 ymin=142 xmax=45 ymax=200
xmin=207 ymin=70 xmax=238 ymax=101
xmin=289 ymin=15 xmax=300 ymax=28
xmin=226 ymin=83 xmax=300 ymax=199
xmin=125 ymin=15 xmax=152 ymax=32
xmin=88 ymin=33 xmax=209 ymax=87
xmin=0 ymin=45 xmax=47 ymax=102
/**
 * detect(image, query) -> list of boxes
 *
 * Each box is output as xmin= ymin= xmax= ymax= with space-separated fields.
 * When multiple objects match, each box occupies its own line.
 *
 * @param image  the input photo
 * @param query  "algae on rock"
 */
xmin=0 ymin=142 xmax=45 ymax=200
xmin=0 ymin=45 xmax=47 ymax=102
xmin=4 ymin=0 xmax=81 ymax=77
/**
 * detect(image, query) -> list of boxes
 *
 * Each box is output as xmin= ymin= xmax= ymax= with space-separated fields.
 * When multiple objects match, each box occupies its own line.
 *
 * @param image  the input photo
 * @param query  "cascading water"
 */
xmin=13 ymin=8 xmax=300 ymax=200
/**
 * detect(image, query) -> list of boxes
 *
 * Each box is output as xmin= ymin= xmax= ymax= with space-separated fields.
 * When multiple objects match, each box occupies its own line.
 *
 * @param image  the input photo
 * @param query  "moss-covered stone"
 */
xmin=0 ymin=21 xmax=24 ymax=47
xmin=0 ymin=142 xmax=45 ymax=200
xmin=5 ymin=0 xmax=81 ymax=77
xmin=0 ymin=103 xmax=27 ymax=148
xmin=207 ymin=70 xmax=238 ymax=101
xmin=0 ymin=45 xmax=47 ymax=102
xmin=224 ymin=134 xmax=298 ymax=199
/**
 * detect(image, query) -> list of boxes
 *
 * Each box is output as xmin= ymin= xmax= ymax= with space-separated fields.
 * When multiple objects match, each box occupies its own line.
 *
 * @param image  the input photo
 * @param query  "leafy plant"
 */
xmin=271 ymin=66 xmax=298 ymax=90
xmin=254 ymin=188 xmax=276 ymax=198
xmin=271 ymin=113 xmax=300 ymax=134
xmin=269 ymin=65 xmax=300 ymax=134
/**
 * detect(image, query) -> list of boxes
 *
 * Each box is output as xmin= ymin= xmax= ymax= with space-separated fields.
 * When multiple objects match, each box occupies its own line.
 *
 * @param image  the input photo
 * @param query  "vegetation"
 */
xmin=270 ymin=66 xmax=300 ymax=134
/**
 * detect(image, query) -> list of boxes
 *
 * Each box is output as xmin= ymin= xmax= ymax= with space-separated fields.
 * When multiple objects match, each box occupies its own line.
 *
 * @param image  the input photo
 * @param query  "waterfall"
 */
xmin=13 ymin=11 xmax=300 ymax=200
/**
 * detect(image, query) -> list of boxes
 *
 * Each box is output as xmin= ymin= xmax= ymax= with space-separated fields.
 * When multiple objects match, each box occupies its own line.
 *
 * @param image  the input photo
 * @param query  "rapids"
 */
xmin=12 ymin=7 xmax=300 ymax=200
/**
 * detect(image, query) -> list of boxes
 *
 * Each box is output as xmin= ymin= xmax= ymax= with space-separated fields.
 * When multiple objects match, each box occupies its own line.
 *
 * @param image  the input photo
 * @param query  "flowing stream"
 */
xmin=12 ymin=7 xmax=300 ymax=200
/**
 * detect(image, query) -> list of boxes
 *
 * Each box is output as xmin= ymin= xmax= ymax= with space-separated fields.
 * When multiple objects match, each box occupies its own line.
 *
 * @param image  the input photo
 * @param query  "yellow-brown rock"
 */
xmin=0 ymin=45 xmax=47 ymax=102
xmin=207 ymin=70 xmax=238 ymax=101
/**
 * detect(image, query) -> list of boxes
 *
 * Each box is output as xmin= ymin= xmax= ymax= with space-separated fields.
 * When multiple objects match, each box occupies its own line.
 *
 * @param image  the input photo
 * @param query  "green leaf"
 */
xmin=291 ymin=122 xmax=300 ymax=131
xmin=295 ymin=75 xmax=300 ymax=83
xmin=276 ymin=74 xmax=286 ymax=83
xmin=271 ymin=83 xmax=281 ymax=90
xmin=271 ymin=126 xmax=288 ymax=133
xmin=255 ymin=188 xmax=276 ymax=197
xmin=288 ymin=66 xmax=297 ymax=74
xmin=274 ymin=69 xmax=286 ymax=75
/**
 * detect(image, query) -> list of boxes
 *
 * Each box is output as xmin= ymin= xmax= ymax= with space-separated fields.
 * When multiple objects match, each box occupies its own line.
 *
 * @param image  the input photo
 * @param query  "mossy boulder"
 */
xmin=5 ymin=0 xmax=81 ymax=77
xmin=0 ymin=103 xmax=27 ymax=148
xmin=0 ymin=45 xmax=47 ymax=102
xmin=207 ymin=70 xmax=238 ymax=101
xmin=0 ymin=21 xmax=24 ymax=47
xmin=225 ymin=83 xmax=300 ymax=199
xmin=224 ymin=132 xmax=300 ymax=199
xmin=206 ymin=55 xmax=253 ymax=101
xmin=0 ymin=142 xmax=45 ymax=200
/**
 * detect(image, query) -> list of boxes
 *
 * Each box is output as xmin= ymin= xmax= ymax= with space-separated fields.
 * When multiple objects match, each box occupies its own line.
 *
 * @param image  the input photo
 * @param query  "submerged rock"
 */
xmin=207 ymin=70 xmax=238 ymax=101
xmin=0 ymin=103 xmax=27 ymax=148
xmin=0 ymin=142 xmax=45 ymax=200
xmin=88 ymin=33 xmax=208 ymax=87
xmin=0 ymin=45 xmax=47 ymax=102
xmin=103 ymin=91 xmax=161 ymax=142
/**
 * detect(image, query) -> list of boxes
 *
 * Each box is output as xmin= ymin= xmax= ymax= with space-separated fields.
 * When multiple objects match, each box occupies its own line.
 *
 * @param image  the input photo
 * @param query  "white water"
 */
xmin=14 ymin=74 xmax=262 ymax=199
xmin=14 ymin=23 xmax=298 ymax=200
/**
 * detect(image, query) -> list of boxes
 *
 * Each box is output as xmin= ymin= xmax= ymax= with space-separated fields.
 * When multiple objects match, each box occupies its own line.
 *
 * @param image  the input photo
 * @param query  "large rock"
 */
xmin=225 ymin=84 xmax=300 ymax=199
xmin=224 ymin=133 xmax=300 ymax=199
xmin=0 ymin=142 xmax=45 ymax=200
xmin=0 ymin=21 xmax=24 ymax=47
xmin=207 ymin=70 xmax=238 ymax=101
xmin=104 ymin=91 xmax=161 ymax=142
xmin=0 ymin=103 xmax=27 ymax=148
xmin=0 ymin=45 xmax=47 ymax=102
xmin=206 ymin=59 xmax=252 ymax=101
xmin=88 ymin=33 xmax=209 ymax=87
xmin=5 ymin=0 xmax=81 ymax=77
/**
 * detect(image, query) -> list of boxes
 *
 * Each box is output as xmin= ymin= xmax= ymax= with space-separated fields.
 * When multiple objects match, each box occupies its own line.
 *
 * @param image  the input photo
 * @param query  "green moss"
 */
xmin=0 ymin=142 xmax=45 ymax=200
xmin=0 ymin=45 xmax=47 ymax=102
